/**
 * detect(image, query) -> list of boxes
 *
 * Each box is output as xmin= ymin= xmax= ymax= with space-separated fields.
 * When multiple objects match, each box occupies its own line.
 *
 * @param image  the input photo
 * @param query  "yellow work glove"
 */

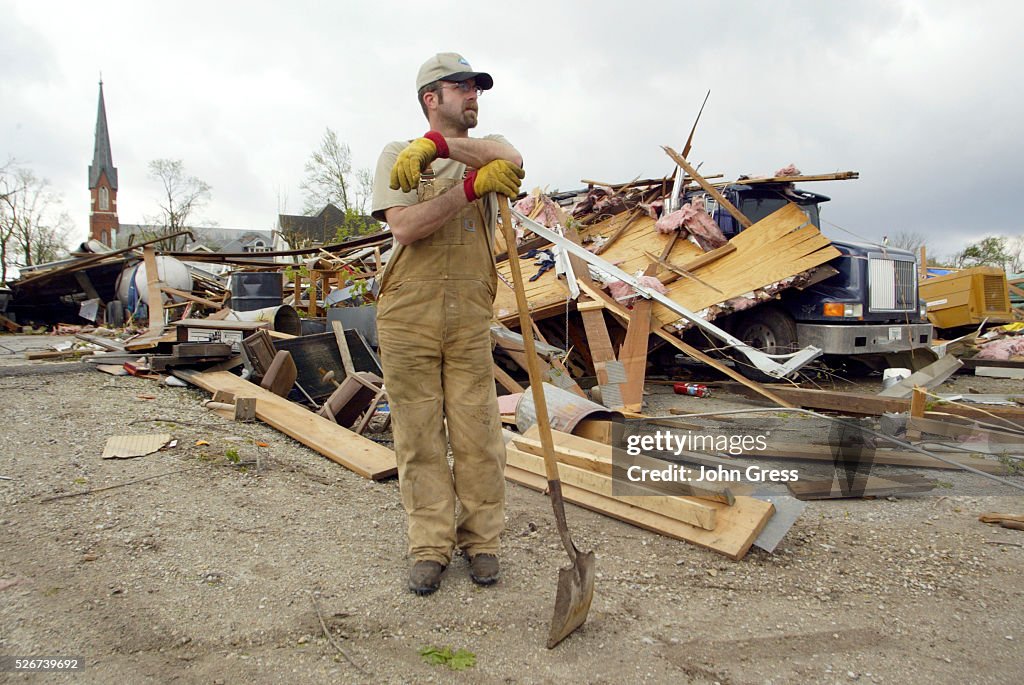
xmin=389 ymin=131 xmax=449 ymax=192
xmin=464 ymin=159 xmax=525 ymax=201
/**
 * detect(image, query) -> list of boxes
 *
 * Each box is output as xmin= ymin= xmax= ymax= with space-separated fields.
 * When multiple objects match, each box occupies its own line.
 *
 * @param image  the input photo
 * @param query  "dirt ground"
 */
xmin=1 ymin=334 xmax=1023 ymax=684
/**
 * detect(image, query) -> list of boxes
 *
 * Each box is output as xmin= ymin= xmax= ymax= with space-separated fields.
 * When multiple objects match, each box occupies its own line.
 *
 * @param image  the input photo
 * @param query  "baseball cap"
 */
xmin=416 ymin=52 xmax=494 ymax=91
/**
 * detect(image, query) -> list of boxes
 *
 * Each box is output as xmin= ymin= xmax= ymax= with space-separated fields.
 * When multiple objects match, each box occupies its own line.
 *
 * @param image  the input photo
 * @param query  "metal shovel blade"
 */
xmin=547 ymin=544 xmax=596 ymax=649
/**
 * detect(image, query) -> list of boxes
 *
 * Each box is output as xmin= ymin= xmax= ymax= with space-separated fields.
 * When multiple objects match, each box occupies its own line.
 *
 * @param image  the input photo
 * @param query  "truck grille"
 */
xmin=983 ymin=275 xmax=1008 ymax=312
xmin=868 ymin=258 xmax=916 ymax=312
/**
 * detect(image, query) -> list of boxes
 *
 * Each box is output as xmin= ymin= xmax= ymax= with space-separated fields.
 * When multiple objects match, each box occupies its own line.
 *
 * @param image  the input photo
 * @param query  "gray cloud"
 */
xmin=1 ymin=0 xmax=1021 ymax=262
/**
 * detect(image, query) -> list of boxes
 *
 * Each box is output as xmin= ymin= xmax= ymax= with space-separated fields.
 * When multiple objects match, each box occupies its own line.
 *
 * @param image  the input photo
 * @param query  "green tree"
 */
xmin=957 ymin=236 xmax=1012 ymax=270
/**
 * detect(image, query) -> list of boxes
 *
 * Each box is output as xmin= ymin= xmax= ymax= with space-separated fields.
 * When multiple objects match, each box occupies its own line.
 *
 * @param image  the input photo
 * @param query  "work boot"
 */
xmin=408 ymin=560 xmax=445 ymax=596
xmin=469 ymin=554 xmax=500 ymax=586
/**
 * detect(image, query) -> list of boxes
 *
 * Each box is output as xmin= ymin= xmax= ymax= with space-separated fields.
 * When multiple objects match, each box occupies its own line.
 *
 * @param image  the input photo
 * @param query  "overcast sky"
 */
xmin=2 ymin=0 xmax=1021 ymax=260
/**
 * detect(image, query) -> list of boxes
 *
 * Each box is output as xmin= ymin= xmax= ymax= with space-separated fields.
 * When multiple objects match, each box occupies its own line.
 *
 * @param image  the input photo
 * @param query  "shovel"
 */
xmin=498 ymin=197 xmax=596 ymax=649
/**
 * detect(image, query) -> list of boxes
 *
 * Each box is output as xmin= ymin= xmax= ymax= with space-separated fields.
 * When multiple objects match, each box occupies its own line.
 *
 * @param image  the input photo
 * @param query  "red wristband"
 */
xmin=423 ymin=131 xmax=449 ymax=158
xmin=463 ymin=170 xmax=478 ymax=202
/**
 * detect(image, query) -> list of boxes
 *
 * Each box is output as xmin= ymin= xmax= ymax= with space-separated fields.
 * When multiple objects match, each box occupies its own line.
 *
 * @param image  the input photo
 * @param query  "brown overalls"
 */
xmin=375 ymin=175 xmax=506 ymax=566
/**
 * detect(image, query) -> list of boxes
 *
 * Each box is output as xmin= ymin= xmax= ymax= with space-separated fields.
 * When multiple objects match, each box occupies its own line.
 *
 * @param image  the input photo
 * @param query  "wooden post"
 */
xmin=142 ymin=246 xmax=165 ymax=331
xmin=908 ymin=386 xmax=926 ymax=441
xmin=307 ymin=271 xmax=318 ymax=318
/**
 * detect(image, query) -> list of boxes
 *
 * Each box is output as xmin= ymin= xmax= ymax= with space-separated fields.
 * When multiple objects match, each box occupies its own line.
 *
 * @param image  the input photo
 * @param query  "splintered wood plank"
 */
xmin=175 ymin=370 xmax=397 ymax=480
xmin=505 ymin=445 xmax=718 ymax=530
xmin=503 ymin=464 xmax=773 ymax=560
xmin=618 ymin=302 xmax=653 ymax=411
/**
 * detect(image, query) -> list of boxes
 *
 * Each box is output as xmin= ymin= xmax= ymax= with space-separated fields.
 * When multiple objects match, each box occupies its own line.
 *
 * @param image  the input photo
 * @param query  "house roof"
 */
xmin=278 ymin=203 xmax=379 ymax=244
xmin=117 ymin=224 xmax=273 ymax=257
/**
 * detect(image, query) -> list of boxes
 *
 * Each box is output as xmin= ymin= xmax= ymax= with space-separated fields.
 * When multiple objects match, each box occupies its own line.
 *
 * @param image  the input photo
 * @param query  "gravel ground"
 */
xmin=0 ymin=334 xmax=1022 ymax=684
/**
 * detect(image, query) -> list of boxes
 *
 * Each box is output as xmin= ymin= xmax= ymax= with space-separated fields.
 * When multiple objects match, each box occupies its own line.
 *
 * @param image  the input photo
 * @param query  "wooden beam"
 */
xmin=504 ymin=463 xmax=773 ymax=560
xmin=662 ymin=146 xmax=753 ymax=228
xmin=25 ymin=348 xmax=97 ymax=360
xmin=787 ymin=474 xmax=935 ymax=500
xmin=493 ymin=363 xmax=525 ymax=393
xmin=160 ymin=286 xmax=223 ymax=310
xmin=174 ymin=369 xmax=397 ymax=480
xmin=519 ymin=425 xmax=734 ymax=504
xmin=142 ymin=245 xmax=165 ymax=331
xmin=677 ymin=242 xmax=737 ymax=273
xmin=0 ymin=313 xmax=20 ymax=332
xmin=505 ymin=445 xmax=717 ymax=530
xmin=331 ymin=321 xmax=356 ymax=379
xmin=644 ymin=250 xmax=723 ymax=292
xmin=738 ymin=441 xmax=1009 ymax=475
xmin=594 ymin=209 xmax=643 ymax=255
xmin=717 ymin=382 xmax=1024 ymax=427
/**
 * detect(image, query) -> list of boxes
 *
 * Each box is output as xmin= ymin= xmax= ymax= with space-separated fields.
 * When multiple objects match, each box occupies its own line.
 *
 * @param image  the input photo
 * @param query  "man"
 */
xmin=371 ymin=53 xmax=524 ymax=596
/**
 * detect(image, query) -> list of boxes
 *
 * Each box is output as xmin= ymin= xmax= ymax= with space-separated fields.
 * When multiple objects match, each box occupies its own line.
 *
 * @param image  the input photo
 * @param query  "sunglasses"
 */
xmin=441 ymin=81 xmax=483 ymax=96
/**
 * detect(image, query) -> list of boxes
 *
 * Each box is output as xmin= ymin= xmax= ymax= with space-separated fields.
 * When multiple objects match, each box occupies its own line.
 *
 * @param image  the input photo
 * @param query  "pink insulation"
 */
xmin=653 ymin=196 xmax=727 ymax=251
xmin=975 ymin=337 xmax=1024 ymax=360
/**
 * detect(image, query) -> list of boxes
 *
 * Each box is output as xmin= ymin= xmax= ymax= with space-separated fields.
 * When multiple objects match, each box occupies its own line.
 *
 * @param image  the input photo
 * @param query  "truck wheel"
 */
xmin=731 ymin=307 xmax=799 ymax=383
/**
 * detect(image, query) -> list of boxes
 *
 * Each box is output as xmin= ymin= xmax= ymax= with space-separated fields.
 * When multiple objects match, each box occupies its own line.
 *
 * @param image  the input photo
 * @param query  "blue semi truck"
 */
xmin=699 ymin=183 xmax=933 ymax=380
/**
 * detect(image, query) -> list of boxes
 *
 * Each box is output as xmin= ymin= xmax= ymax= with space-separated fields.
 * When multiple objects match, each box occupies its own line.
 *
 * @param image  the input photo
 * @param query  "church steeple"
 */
xmin=88 ymin=80 xmax=118 ymax=246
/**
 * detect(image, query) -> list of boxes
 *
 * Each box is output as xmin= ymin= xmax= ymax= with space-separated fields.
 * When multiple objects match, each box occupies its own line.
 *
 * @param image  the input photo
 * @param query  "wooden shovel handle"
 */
xmin=497 ymin=198 xmax=561 ymax=484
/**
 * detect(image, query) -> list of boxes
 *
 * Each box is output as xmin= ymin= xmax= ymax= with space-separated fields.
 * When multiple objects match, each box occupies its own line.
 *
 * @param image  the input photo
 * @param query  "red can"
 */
xmin=673 ymin=382 xmax=711 ymax=398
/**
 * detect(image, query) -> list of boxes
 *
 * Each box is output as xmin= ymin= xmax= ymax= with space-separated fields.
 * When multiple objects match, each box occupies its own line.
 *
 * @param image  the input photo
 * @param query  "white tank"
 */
xmin=116 ymin=256 xmax=194 ymax=306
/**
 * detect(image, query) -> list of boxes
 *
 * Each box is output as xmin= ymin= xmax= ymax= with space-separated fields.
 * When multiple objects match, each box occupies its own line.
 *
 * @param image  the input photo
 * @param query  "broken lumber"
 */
xmin=173 ymin=369 xmax=396 ymax=480
xmin=577 ymin=279 xmax=794 ymax=408
xmin=717 ymin=382 xmax=1024 ymax=427
xmin=504 ymin=462 xmax=773 ymax=560
xmin=517 ymin=425 xmax=734 ymax=504
xmin=736 ymin=441 xmax=1010 ymax=474
xmin=786 ymin=474 xmax=936 ymax=500
xmin=505 ymin=443 xmax=717 ymax=530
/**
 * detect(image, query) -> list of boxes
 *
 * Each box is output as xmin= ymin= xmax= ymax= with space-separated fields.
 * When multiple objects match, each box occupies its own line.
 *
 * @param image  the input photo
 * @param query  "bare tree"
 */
xmin=1007 ymin=235 xmax=1024 ymax=274
xmin=301 ymin=128 xmax=370 ymax=214
xmin=299 ymin=128 xmax=378 ymax=241
xmin=0 ymin=163 xmax=72 ymax=282
xmin=886 ymin=230 xmax=929 ymax=254
xmin=144 ymin=159 xmax=212 ymax=250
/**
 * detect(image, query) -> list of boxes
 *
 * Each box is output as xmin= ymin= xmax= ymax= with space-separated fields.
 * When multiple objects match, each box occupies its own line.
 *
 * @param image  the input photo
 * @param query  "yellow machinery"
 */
xmin=919 ymin=265 xmax=1012 ymax=330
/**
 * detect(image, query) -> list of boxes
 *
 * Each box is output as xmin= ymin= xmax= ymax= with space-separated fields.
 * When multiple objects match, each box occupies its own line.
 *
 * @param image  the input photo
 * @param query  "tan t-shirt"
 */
xmin=371 ymin=133 xmax=512 ymax=233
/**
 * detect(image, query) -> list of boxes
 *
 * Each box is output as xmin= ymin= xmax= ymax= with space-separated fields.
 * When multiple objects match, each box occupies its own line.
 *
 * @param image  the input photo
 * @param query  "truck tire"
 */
xmin=731 ymin=307 xmax=799 ymax=383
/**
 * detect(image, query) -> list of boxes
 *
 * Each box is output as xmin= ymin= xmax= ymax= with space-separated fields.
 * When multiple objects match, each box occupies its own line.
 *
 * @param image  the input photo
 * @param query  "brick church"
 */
xmin=88 ymin=81 xmax=118 ymax=247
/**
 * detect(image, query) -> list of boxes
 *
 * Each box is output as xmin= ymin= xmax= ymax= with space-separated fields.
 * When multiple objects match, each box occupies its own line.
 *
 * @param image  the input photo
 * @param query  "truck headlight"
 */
xmin=823 ymin=303 xmax=863 ymax=318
